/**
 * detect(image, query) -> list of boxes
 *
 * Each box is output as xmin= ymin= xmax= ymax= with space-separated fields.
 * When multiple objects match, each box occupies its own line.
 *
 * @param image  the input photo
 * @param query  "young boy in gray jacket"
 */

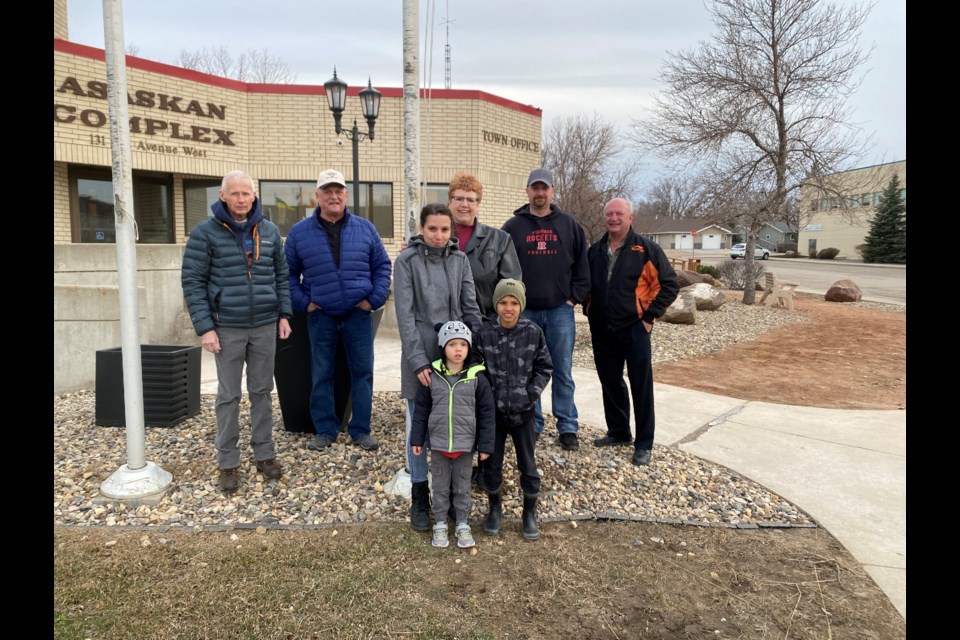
xmin=411 ymin=321 xmax=495 ymax=549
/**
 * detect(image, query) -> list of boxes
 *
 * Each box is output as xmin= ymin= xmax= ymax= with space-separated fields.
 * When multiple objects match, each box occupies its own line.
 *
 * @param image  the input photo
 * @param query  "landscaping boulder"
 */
xmin=676 ymin=269 xmax=718 ymax=287
xmin=662 ymin=291 xmax=697 ymax=324
xmin=817 ymin=247 xmax=840 ymax=260
xmin=682 ymin=283 xmax=727 ymax=311
xmin=825 ymin=279 xmax=862 ymax=302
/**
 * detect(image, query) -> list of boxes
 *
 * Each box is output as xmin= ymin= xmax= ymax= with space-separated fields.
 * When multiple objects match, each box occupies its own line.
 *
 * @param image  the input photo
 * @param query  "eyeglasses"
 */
xmin=451 ymin=195 xmax=478 ymax=204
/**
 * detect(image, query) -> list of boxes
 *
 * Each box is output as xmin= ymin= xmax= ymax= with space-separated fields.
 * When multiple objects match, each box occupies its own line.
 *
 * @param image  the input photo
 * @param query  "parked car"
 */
xmin=730 ymin=243 xmax=769 ymax=260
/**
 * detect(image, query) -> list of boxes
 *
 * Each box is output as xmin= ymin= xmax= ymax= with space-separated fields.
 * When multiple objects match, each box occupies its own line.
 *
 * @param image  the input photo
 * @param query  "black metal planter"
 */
xmin=95 ymin=345 xmax=201 ymax=427
xmin=274 ymin=309 xmax=383 ymax=434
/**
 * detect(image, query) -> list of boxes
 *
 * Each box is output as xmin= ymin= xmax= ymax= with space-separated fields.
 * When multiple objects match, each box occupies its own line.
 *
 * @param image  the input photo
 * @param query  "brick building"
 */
xmin=53 ymin=3 xmax=543 ymax=391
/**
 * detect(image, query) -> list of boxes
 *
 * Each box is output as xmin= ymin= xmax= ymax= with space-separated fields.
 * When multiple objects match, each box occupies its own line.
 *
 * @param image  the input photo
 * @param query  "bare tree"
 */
xmin=633 ymin=198 xmax=663 ymax=219
xmin=175 ymin=47 xmax=297 ymax=83
xmin=647 ymin=175 xmax=706 ymax=219
xmin=542 ymin=113 xmax=640 ymax=243
xmin=632 ymin=0 xmax=872 ymax=303
xmin=125 ymin=43 xmax=140 ymax=56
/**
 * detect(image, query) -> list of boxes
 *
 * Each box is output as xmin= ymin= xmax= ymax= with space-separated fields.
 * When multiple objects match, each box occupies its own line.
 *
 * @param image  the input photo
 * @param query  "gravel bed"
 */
xmin=55 ymin=390 xmax=814 ymax=530
xmin=573 ymin=292 xmax=904 ymax=370
xmin=848 ymin=300 xmax=907 ymax=313
xmin=574 ymin=294 xmax=810 ymax=369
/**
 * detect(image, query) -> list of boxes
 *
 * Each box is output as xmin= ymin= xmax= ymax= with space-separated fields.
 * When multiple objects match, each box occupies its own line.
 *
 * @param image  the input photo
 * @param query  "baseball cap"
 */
xmin=526 ymin=168 xmax=554 ymax=188
xmin=317 ymin=169 xmax=347 ymax=189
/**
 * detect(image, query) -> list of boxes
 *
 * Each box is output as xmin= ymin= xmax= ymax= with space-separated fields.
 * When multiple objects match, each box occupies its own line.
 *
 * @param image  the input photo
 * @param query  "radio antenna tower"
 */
xmin=441 ymin=1 xmax=454 ymax=89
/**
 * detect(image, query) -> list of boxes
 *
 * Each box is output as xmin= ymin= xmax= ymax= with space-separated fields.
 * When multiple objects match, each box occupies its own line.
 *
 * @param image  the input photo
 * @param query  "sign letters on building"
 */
xmin=54 ymin=77 xmax=236 ymax=150
xmin=481 ymin=129 xmax=539 ymax=153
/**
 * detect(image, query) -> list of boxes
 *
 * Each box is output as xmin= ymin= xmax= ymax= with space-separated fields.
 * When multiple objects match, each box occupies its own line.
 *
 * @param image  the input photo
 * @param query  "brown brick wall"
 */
xmin=54 ymin=0 xmax=68 ymax=40
xmin=54 ymin=161 xmax=71 ymax=243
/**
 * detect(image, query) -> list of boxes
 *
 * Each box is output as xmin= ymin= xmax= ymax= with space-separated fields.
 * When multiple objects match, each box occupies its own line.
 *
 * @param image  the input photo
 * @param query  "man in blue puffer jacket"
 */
xmin=182 ymin=170 xmax=293 ymax=492
xmin=285 ymin=169 xmax=392 ymax=452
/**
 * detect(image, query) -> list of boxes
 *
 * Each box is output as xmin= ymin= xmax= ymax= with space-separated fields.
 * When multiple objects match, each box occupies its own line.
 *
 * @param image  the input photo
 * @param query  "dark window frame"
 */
xmin=68 ymin=165 xmax=174 ymax=244
xmin=183 ymin=178 xmax=223 ymax=235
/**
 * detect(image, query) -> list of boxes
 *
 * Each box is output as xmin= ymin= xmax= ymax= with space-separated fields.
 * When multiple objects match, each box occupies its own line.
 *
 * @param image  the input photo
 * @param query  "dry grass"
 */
xmin=54 ymin=521 xmax=905 ymax=639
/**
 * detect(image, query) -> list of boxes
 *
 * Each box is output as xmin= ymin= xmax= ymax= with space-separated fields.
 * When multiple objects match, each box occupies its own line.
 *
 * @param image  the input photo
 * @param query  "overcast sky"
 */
xmin=64 ymin=0 xmax=905 ymax=188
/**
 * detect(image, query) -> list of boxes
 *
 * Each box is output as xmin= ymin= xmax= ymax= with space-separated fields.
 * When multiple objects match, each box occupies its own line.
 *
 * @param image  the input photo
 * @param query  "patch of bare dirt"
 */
xmin=654 ymin=292 xmax=906 ymax=410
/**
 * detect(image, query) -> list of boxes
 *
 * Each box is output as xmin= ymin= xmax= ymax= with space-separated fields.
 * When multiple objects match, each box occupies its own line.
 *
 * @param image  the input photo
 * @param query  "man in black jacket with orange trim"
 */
xmin=583 ymin=198 xmax=679 ymax=466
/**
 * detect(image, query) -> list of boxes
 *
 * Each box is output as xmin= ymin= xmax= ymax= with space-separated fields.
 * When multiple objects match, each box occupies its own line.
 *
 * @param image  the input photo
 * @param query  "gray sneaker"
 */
xmin=307 ymin=435 xmax=335 ymax=451
xmin=455 ymin=523 xmax=476 ymax=549
xmin=432 ymin=523 xmax=450 ymax=548
xmin=352 ymin=434 xmax=379 ymax=451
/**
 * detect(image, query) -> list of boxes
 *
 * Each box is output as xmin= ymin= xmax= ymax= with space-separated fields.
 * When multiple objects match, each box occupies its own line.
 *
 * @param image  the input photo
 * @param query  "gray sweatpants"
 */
xmin=214 ymin=324 xmax=277 ymax=469
xmin=429 ymin=452 xmax=473 ymax=526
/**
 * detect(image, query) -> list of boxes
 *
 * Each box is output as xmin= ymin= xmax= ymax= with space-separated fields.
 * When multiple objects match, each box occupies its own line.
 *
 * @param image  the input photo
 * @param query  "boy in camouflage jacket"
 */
xmin=473 ymin=279 xmax=553 ymax=540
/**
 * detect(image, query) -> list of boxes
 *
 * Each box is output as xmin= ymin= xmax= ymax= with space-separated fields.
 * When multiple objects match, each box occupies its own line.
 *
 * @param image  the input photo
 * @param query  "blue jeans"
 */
xmin=306 ymin=308 xmax=374 ymax=440
xmin=522 ymin=304 xmax=579 ymax=435
xmin=405 ymin=398 xmax=430 ymax=483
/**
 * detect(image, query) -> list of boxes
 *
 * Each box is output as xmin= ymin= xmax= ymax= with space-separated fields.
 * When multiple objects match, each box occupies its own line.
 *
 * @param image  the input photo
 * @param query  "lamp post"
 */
xmin=323 ymin=68 xmax=382 ymax=219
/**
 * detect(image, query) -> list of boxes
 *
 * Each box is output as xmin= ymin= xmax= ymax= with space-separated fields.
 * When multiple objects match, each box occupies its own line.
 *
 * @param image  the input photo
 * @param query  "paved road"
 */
xmin=673 ymin=251 xmax=906 ymax=304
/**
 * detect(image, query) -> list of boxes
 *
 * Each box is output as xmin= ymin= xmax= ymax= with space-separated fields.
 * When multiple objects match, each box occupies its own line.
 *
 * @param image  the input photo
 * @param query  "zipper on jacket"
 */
xmin=224 ymin=221 xmax=259 ymax=324
xmin=436 ymin=363 xmax=482 ymax=452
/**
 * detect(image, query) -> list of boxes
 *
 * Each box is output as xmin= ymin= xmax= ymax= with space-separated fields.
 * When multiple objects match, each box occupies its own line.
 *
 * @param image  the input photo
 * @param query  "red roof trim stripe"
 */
xmin=55 ymin=39 xmax=542 ymax=118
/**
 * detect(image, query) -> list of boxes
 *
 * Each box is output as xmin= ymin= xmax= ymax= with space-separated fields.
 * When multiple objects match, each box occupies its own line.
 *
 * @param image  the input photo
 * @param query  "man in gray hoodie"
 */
xmin=501 ymin=168 xmax=590 ymax=452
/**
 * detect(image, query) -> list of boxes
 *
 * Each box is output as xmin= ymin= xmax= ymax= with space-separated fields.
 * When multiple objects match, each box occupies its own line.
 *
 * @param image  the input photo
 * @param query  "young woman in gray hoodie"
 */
xmin=393 ymin=203 xmax=482 ymax=531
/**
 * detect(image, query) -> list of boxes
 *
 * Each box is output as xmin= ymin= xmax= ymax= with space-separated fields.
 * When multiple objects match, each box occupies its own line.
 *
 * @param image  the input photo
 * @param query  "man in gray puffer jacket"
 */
xmin=181 ymin=170 xmax=292 ymax=492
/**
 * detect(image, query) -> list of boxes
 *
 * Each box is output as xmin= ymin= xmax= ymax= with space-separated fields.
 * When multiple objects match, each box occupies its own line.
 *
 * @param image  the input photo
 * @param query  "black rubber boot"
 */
xmin=410 ymin=480 xmax=431 ymax=531
xmin=484 ymin=490 xmax=502 ymax=536
xmin=521 ymin=493 xmax=540 ymax=541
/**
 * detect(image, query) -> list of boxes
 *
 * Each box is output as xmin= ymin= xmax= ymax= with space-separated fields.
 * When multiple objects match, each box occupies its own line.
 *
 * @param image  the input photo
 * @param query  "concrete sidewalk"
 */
xmin=200 ymin=328 xmax=906 ymax=620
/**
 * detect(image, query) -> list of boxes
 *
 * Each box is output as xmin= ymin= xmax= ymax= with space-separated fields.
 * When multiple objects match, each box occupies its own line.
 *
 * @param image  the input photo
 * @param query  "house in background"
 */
xmin=735 ymin=221 xmax=798 ymax=252
xmin=634 ymin=216 xmax=734 ymax=250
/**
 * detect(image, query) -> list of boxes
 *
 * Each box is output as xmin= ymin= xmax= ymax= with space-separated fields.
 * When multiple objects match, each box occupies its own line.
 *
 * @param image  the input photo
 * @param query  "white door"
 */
xmin=678 ymin=234 xmax=693 ymax=249
xmin=701 ymin=233 xmax=721 ymax=249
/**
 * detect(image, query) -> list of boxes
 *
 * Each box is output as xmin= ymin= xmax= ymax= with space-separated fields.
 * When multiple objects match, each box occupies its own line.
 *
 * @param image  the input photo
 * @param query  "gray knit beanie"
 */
xmin=437 ymin=320 xmax=472 ymax=348
xmin=493 ymin=278 xmax=527 ymax=313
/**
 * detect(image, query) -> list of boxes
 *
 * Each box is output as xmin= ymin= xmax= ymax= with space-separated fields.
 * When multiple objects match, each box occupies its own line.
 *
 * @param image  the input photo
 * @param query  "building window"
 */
xmin=134 ymin=178 xmax=173 ymax=243
xmin=899 ymin=188 xmax=906 ymax=202
xmin=355 ymin=183 xmax=394 ymax=239
xmin=421 ymin=183 xmax=449 ymax=205
xmin=873 ymin=192 xmax=882 ymax=206
xmin=70 ymin=166 xmax=173 ymax=243
xmin=183 ymin=179 xmax=221 ymax=234
xmin=861 ymin=193 xmax=871 ymax=207
xmin=260 ymin=182 xmax=316 ymax=237
xmin=260 ymin=181 xmax=394 ymax=238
